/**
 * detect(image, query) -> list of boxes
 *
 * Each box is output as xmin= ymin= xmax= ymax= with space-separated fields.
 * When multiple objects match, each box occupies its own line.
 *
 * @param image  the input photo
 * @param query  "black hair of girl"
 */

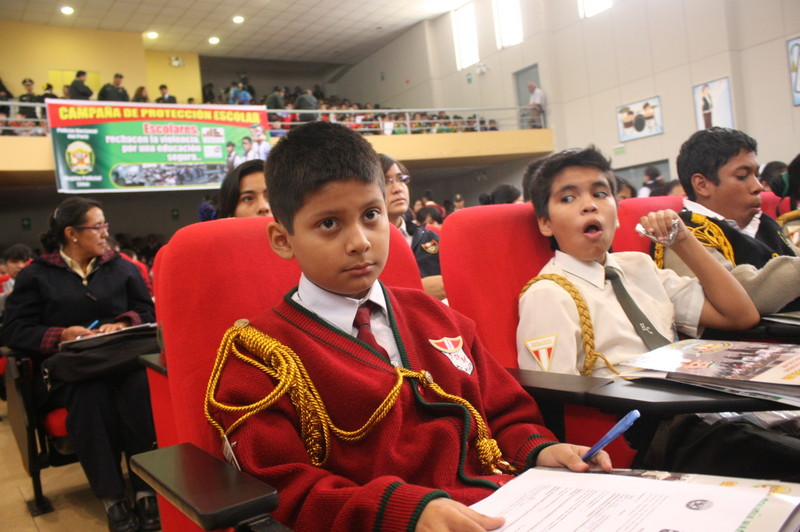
xmin=217 ymin=159 xmax=265 ymax=218
xmin=479 ymin=184 xmax=522 ymax=205
xmin=40 ymin=196 xmax=102 ymax=252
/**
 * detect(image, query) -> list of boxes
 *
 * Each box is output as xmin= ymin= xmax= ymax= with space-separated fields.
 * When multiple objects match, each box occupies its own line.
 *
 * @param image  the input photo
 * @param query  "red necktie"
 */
xmin=354 ymin=303 xmax=389 ymax=359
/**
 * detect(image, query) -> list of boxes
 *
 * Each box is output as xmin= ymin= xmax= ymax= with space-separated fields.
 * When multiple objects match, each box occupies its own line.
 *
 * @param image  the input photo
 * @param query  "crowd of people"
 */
xmin=3 ymin=102 xmax=800 ymax=530
xmin=1 ymin=72 xmax=508 ymax=138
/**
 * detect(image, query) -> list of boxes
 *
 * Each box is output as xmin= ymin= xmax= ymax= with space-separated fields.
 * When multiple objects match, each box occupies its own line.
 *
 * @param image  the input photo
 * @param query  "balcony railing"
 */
xmin=0 ymin=102 xmax=546 ymax=137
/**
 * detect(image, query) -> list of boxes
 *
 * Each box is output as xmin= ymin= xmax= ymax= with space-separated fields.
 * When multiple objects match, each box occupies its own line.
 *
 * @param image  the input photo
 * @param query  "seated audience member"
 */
xmin=776 ymin=153 xmax=800 ymax=245
xmin=660 ymin=179 xmax=685 ymax=197
xmin=516 ymin=147 xmax=800 ymax=481
xmin=637 ymin=165 xmax=664 ymax=197
xmin=452 ymin=193 xmax=466 ymax=211
xmin=217 ymin=159 xmax=270 ymax=218
xmin=0 ymin=243 xmax=33 ymax=319
xmin=759 ymin=160 xmax=789 ymax=199
xmin=380 ymin=154 xmax=446 ymax=300
xmin=615 ymin=176 xmax=637 ymax=200
xmin=106 ymin=236 xmax=153 ymax=298
xmin=479 ymin=184 xmax=523 ymax=205
xmin=206 ymin=122 xmax=612 ymax=532
xmin=654 ymin=128 xmax=800 ymax=314
xmin=1 ymin=197 xmax=159 ymax=532
xmin=415 ymin=205 xmax=443 ymax=229
xmin=522 ymin=158 xmax=547 ymax=203
xmin=517 ymin=146 xmax=758 ymax=377
xmin=422 ymin=189 xmax=447 ymax=218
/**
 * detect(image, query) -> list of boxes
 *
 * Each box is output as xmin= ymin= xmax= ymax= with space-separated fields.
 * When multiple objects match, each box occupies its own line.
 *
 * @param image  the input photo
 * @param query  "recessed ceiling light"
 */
xmin=146 ymin=31 xmax=159 ymax=39
xmin=60 ymin=6 xmax=74 ymax=15
xmin=209 ymin=36 xmax=220 ymax=45
xmin=232 ymin=15 xmax=244 ymax=24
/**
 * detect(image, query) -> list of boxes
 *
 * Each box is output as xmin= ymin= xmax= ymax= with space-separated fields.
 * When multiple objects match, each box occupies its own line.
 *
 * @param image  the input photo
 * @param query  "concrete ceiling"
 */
xmin=1 ymin=0 xmax=464 ymax=67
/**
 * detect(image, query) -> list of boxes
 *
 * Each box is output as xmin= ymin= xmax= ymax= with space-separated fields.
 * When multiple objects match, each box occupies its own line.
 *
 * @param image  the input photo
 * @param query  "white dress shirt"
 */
xmin=517 ymin=251 xmax=703 ymax=377
xmin=683 ymin=198 xmax=761 ymax=238
xmin=292 ymin=274 xmax=402 ymax=366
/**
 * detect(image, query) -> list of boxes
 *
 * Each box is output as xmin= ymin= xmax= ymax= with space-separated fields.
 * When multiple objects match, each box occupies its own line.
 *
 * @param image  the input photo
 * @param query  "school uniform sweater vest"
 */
xmin=679 ymin=210 xmax=795 ymax=266
xmin=210 ymin=285 xmax=556 ymax=532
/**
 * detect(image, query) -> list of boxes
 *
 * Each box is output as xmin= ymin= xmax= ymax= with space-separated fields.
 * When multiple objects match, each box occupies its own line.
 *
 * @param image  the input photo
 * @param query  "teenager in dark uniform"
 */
xmin=653 ymin=127 xmax=800 ymax=314
xmin=380 ymin=153 xmax=446 ymax=300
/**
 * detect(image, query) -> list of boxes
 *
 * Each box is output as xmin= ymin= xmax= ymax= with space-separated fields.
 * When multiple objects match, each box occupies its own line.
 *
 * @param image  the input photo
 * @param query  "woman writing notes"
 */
xmin=1 ymin=197 xmax=159 ymax=532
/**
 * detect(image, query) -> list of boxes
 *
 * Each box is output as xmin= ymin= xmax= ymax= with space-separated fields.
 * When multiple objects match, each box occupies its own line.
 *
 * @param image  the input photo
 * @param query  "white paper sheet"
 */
xmin=470 ymin=469 xmax=770 ymax=532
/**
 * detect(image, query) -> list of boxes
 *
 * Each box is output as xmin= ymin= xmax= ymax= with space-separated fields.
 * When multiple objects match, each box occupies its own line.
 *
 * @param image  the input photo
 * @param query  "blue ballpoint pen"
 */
xmin=582 ymin=409 xmax=641 ymax=461
xmin=87 ymin=319 xmax=100 ymax=330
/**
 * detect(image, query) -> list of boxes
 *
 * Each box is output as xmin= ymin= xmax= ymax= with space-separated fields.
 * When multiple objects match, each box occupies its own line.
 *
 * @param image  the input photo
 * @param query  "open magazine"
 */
xmin=763 ymin=310 xmax=800 ymax=326
xmin=58 ymin=322 xmax=157 ymax=349
xmin=620 ymin=339 xmax=800 ymax=407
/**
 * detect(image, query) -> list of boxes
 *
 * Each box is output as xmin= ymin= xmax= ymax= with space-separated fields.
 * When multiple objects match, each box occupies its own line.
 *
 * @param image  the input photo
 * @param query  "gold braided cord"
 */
xmin=777 ymin=210 xmax=800 ymax=227
xmin=205 ymin=322 xmax=514 ymax=474
xmin=653 ymin=242 xmax=665 ymax=268
xmin=687 ymin=213 xmax=736 ymax=266
xmin=520 ymin=274 xmax=620 ymax=377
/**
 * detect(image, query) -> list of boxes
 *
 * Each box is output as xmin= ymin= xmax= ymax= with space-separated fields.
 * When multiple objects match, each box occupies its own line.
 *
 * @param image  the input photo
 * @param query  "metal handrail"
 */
xmin=0 ymin=102 xmax=544 ymax=135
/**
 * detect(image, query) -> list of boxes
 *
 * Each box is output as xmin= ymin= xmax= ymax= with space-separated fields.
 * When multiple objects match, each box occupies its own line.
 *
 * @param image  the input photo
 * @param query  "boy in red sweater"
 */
xmin=207 ymin=121 xmax=612 ymax=532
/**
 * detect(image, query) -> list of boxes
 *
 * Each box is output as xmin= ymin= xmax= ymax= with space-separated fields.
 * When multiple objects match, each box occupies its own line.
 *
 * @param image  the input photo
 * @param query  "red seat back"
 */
xmin=760 ymin=191 xmax=792 ymax=219
xmin=152 ymin=217 xmax=421 ymax=455
xmin=613 ymin=196 xmax=685 ymax=253
xmin=440 ymin=203 xmax=637 ymax=466
xmin=440 ymin=204 xmax=551 ymax=368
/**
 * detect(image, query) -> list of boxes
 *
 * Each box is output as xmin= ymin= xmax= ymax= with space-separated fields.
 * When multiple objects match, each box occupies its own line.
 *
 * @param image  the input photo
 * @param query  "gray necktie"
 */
xmin=604 ymin=266 xmax=671 ymax=351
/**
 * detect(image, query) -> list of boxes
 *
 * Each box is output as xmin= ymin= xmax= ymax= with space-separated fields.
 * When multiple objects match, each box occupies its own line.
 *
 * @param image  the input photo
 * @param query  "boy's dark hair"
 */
xmin=478 ymin=184 xmax=522 ymax=205
xmin=530 ymin=146 xmax=614 ymax=220
xmin=676 ymin=127 xmax=758 ymax=201
xmin=4 ymin=243 xmax=33 ymax=262
xmin=76 ymin=70 xmax=86 ymax=77
xmin=218 ymin=159 xmax=265 ymax=218
xmin=40 ymin=197 xmax=102 ymax=252
xmin=644 ymin=165 xmax=661 ymax=180
xmin=266 ymin=121 xmax=384 ymax=233
xmin=761 ymin=160 xmax=789 ymax=197
xmin=416 ymin=206 xmax=443 ymax=225
xmin=159 ymin=84 xmax=168 ymax=90
xmin=522 ymin=157 xmax=546 ymax=202
xmin=614 ymin=175 xmax=637 ymax=198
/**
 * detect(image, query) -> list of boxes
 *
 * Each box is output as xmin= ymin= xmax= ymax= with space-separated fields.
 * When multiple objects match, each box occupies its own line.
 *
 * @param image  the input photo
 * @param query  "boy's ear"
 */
xmin=267 ymin=221 xmax=295 ymax=260
xmin=537 ymin=216 xmax=553 ymax=237
xmin=691 ymin=173 xmax=713 ymax=200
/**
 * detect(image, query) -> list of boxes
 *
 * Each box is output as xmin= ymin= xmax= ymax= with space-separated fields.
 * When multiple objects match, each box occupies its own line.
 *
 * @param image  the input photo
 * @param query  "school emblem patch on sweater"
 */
xmin=429 ymin=336 xmax=473 ymax=374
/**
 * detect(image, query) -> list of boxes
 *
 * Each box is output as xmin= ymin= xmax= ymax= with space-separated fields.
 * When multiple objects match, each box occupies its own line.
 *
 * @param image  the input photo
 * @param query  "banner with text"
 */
xmin=47 ymin=99 xmax=269 ymax=193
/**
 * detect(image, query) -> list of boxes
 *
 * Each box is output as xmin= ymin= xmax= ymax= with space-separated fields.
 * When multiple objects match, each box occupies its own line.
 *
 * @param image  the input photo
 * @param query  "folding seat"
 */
xmin=438 ymin=203 xmax=637 ymax=466
xmin=3 ymin=346 xmax=77 ymax=515
xmin=141 ymin=216 xmax=422 ymax=531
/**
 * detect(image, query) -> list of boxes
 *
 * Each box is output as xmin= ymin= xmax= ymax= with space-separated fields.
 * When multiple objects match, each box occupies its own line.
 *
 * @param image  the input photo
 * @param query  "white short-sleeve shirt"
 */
xmin=516 ymin=251 xmax=703 ymax=377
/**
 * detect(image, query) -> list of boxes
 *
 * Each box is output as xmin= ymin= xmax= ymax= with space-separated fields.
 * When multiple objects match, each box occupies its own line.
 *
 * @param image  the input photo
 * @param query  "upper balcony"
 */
xmin=0 ymin=103 xmax=552 ymax=189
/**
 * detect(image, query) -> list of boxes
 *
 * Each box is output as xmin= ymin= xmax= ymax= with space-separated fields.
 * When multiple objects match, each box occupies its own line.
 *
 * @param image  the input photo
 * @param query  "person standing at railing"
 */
xmin=69 ymin=70 xmax=93 ymax=100
xmin=295 ymin=88 xmax=318 ymax=123
xmin=19 ymin=78 xmax=42 ymax=119
xmin=98 ymin=73 xmax=130 ymax=102
xmin=527 ymin=82 xmax=547 ymax=128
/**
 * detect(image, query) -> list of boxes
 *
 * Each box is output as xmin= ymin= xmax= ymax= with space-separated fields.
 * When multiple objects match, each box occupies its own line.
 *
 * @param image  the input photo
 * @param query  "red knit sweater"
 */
xmin=211 ymin=285 xmax=557 ymax=531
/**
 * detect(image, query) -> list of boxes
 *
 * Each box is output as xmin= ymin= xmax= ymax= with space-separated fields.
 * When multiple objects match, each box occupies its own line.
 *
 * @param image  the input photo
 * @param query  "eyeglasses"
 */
xmin=73 ymin=223 xmax=109 ymax=232
xmin=385 ymin=174 xmax=410 ymax=185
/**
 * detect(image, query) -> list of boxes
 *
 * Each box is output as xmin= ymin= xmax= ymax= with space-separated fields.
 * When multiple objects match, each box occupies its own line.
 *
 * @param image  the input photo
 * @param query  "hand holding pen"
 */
xmin=583 ymin=409 xmax=640 ymax=462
